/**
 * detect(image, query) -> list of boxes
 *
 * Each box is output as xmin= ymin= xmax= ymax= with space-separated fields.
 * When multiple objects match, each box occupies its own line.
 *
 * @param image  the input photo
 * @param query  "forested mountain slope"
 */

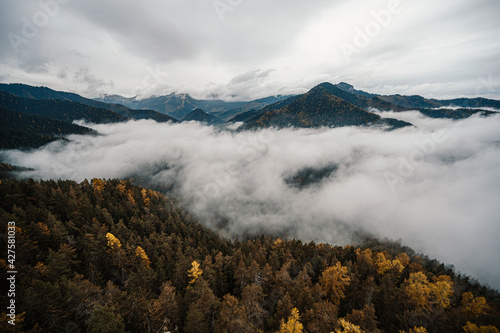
xmin=0 ymin=179 xmax=498 ymax=332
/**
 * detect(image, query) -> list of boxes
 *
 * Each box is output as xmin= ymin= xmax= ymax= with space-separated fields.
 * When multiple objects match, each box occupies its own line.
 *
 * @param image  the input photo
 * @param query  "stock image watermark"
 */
xmin=384 ymin=129 xmax=447 ymax=192
xmin=340 ymin=0 xmax=404 ymax=64
xmin=475 ymin=75 xmax=497 ymax=97
xmin=130 ymin=65 xmax=169 ymax=97
xmin=213 ymin=0 xmax=244 ymax=21
xmin=7 ymin=0 xmax=71 ymax=53
xmin=6 ymin=221 xmax=17 ymax=326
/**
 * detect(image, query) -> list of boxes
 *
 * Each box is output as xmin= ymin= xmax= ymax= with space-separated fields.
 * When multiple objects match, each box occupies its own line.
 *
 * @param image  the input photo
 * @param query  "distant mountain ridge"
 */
xmin=96 ymin=92 xmax=291 ymax=120
xmin=0 ymin=83 xmax=177 ymax=122
xmin=331 ymin=82 xmax=500 ymax=110
xmin=96 ymin=92 xmax=247 ymax=119
xmin=239 ymin=82 xmax=499 ymax=129
xmin=0 ymin=91 xmax=127 ymax=124
xmin=2 ymin=81 xmax=498 ymax=137
xmin=241 ymin=83 xmax=411 ymax=130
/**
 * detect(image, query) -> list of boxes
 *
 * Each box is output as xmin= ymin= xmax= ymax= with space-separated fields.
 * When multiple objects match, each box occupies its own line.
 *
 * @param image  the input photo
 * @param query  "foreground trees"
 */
xmin=0 ymin=179 xmax=499 ymax=332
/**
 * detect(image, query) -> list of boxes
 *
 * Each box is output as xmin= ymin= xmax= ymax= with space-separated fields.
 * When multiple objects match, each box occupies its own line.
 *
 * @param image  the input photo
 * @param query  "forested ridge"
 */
xmin=0 ymin=106 xmax=95 ymax=150
xmin=0 ymin=179 xmax=499 ymax=332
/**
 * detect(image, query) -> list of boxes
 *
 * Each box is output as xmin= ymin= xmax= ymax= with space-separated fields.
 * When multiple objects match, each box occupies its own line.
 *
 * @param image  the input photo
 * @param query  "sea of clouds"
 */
xmin=2 ymin=111 xmax=500 ymax=289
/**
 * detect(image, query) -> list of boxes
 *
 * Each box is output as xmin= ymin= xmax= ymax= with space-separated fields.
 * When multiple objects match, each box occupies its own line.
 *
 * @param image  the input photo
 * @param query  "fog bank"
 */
xmin=3 ymin=113 xmax=500 ymax=289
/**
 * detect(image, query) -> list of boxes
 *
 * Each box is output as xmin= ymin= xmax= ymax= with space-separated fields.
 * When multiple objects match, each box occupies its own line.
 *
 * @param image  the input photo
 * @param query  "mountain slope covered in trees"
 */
xmin=0 ymin=179 xmax=498 ymax=332
xmin=0 ymin=106 xmax=95 ymax=149
xmin=242 ymin=83 xmax=411 ymax=130
xmin=0 ymin=91 xmax=127 ymax=124
xmin=0 ymin=84 xmax=178 ymax=122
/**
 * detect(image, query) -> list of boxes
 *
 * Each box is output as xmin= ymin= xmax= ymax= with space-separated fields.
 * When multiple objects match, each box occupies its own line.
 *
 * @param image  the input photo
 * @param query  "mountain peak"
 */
xmin=336 ymin=82 xmax=354 ymax=90
xmin=312 ymin=82 xmax=337 ymax=90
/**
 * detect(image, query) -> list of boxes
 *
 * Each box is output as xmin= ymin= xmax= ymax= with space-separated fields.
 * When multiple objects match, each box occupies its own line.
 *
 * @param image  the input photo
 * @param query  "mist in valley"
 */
xmin=2 ymin=111 xmax=500 ymax=290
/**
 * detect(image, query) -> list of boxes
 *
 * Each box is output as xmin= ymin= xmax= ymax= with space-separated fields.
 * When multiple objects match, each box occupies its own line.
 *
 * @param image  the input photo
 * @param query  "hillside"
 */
xmin=0 ymin=179 xmax=498 ymax=332
xmin=0 ymin=106 xmax=95 ymax=149
xmin=0 ymin=91 xmax=127 ymax=124
xmin=333 ymin=83 xmax=500 ymax=112
xmin=242 ymin=83 xmax=410 ymax=130
xmin=320 ymin=83 xmax=406 ymax=112
xmin=214 ymin=95 xmax=292 ymax=121
xmin=378 ymin=94 xmax=500 ymax=110
xmin=414 ymin=108 xmax=496 ymax=119
xmin=0 ymin=84 xmax=177 ymax=122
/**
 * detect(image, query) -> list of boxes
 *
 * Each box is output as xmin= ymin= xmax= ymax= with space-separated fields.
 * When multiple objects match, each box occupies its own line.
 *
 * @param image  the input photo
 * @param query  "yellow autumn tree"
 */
xmin=319 ymin=262 xmax=351 ymax=305
xmin=106 ymin=232 xmax=121 ymax=249
xmin=462 ymin=292 xmax=489 ymax=317
xmin=430 ymin=275 xmax=453 ymax=309
xmin=396 ymin=252 xmax=411 ymax=266
xmin=405 ymin=272 xmax=432 ymax=308
xmin=356 ymin=248 xmax=373 ymax=263
xmin=127 ymin=191 xmax=136 ymax=206
xmin=92 ymin=178 xmax=105 ymax=192
xmin=277 ymin=307 xmax=303 ymax=333
xmin=404 ymin=272 xmax=453 ymax=311
xmin=188 ymin=260 xmax=203 ymax=286
xmin=141 ymin=188 xmax=150 ymax=206
xmin=335 ymin=318 xmax=365 ymax=333
xmin=375 ymin=253 xmax=405 ymax=275
xmin=375 ymin=253 xmax=392 ymax=275
xmin=135 ymin=246 xmax=151 ymax=269
xmin=463 ymin=322 xmax=500 ymax=333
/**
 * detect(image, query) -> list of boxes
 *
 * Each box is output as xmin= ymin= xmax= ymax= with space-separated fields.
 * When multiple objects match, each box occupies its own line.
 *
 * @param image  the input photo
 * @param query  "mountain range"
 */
xmin=0 ymin=81 xmax=498 ymax=150
xmin=241 ymin=83 xmax=411 ymax=130
xmin=97 ymin=92 xmax=291 ymax=120
xmin=0 ymin=83 xmax=177 ymax=122
xmin=97 ymin=92 xmax=246 ymax=120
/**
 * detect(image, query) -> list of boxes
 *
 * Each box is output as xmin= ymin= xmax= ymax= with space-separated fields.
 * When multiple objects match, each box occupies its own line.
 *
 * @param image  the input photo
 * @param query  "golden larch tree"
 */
xmin=188 ymin=260 xmax=203 ymax=286
xmin=319 ymin=262 xmax=351 ymax=305
xmin=277 ymin=307 xmax=303 ymax=333
xmin=106 ymin=232 xmax=121 ymax=249
xmin=135 ymin=246 xmax=151 ymax=269
xmin=463 ymin=322 xmax=500 ymax=333
xmin=335 ymin=318 xmax=365 ymax=333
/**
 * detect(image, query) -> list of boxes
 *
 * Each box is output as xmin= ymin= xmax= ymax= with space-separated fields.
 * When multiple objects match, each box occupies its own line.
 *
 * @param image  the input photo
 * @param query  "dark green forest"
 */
xmin=0 ymin=179 xmax=498 ymax=332
xmin=0 ymin=106 xmax=95 ymax=150
xmin=0 ymin=91 xmax=127 ymax=124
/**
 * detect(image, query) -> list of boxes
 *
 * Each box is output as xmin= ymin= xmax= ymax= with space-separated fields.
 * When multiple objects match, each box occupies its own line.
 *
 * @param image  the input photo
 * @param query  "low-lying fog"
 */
xmin=3 ymin=111 xmax=500 ymax=290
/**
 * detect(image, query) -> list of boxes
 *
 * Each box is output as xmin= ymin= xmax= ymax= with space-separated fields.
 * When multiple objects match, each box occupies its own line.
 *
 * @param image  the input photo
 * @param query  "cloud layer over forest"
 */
xmin=3 ymin=112 xmax=500 ymax=289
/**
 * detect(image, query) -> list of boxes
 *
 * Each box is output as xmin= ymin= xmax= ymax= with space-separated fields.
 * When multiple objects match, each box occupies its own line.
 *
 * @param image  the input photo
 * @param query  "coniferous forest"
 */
xmin=1 ymin=179 xmax=498 ymax=332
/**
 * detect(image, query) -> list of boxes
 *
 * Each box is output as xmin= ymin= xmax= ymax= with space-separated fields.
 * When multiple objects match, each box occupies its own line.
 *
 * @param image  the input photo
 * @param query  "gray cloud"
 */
xmin=73 ymin=66 xmax=114 ymax=97
xmin=2 ymin=113 xmax=500 ymax=290
xmin=0 ymin=0 xmax=499 ymax=100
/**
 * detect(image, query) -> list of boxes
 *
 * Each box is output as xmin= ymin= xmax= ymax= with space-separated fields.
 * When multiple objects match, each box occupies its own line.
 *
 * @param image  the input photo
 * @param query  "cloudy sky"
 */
xmin=1 ymin=0 xmax=499 ymax=100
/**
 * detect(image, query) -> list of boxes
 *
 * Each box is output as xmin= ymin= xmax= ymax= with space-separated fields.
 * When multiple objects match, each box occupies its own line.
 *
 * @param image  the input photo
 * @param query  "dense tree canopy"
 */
xmin=0 ymin=179 xmax=499 ymax=332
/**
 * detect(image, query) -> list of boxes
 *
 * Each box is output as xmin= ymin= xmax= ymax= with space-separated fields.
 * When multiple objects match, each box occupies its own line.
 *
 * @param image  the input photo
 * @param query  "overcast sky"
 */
xmin=1 ymin=0 xmax=499 ymax=100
